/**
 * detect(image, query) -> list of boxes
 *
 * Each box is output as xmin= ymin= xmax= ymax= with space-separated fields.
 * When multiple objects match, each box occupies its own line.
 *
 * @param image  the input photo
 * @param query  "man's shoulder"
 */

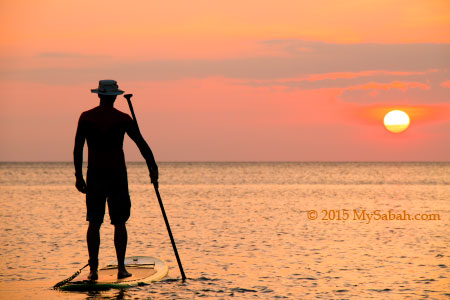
xmin=79 ymin=107 xmax=132 ymax=121
xmin=79 ymin=107 xmax=99 ymax=118
xmin=112 ymin=108 xmax=132 ymax=120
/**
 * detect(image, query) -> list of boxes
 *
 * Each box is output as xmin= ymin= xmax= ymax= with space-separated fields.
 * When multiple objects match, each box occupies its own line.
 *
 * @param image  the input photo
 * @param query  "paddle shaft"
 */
xmin=123 ymin=94 xmax=186 ymax=281
xmin=153 ymin=185 xmax=186 ymax=281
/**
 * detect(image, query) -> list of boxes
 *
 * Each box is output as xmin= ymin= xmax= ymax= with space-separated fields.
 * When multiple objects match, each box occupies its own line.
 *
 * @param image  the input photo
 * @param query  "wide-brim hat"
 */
xmin=91 ymin=79 xmax=124 ymax=95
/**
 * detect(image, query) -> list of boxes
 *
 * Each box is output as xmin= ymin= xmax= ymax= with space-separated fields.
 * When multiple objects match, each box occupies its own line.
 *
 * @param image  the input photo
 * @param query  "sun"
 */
xmin=384 ymin=110 xmax=410 ymax=133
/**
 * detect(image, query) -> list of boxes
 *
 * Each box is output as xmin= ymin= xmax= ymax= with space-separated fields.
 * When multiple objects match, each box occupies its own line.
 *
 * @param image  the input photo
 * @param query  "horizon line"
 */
xmin=1 ymin=160 xmax=449 ymax=163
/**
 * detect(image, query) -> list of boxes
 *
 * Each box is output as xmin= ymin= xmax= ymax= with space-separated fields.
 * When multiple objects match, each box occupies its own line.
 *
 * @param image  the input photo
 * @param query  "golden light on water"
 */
xmin=383 ymin=110 xmax=410 ymax=133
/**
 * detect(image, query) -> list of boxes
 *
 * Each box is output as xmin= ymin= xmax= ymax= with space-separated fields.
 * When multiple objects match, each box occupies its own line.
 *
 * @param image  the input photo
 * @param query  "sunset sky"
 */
xmin=1 ymin=0 xmax=449 ymax=161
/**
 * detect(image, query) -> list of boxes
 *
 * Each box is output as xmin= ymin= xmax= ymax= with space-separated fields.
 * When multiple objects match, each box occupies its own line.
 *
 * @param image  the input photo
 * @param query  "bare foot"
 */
xmin=117 ymin=268 xmax=132 ymax=279
xmin=88 ymin=270 xmax=98 ymax=281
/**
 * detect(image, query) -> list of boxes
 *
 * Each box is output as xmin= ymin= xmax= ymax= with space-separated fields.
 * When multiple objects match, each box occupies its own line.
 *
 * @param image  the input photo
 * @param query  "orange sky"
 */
xmin=1 ymin=0 xmax=449 ymax=161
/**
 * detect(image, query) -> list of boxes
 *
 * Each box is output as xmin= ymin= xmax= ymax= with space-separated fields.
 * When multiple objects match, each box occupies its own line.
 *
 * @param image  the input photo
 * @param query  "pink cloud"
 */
xmin=299 ymin=69 xmax=438 ymax=82
xmin=245 ymin=69 xmax=438 ymax=85
xmin=440 ymin=80 xmax=450 ymax=88
xmin=345 ymin=81 xmax=430 ymax=93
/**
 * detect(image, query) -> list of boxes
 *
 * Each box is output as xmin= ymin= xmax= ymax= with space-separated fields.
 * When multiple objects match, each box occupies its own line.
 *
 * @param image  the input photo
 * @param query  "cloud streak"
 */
xmin=37 ymin=52 xmax=107 ymax=58
xmin=1 ymin=41 xmax=449 ymax=84
xmin=347 ymin=81 xmax=430 ymax=92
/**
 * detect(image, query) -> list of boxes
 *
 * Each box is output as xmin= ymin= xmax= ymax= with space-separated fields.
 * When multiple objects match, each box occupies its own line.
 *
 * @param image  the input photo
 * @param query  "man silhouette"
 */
xmin=74 ymin=79 xmax=158 ymax=280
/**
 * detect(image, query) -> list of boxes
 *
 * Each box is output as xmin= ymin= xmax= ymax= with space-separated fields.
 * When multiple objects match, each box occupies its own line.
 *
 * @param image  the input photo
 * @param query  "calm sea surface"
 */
xmin=0 ymin=162 xmax=449 ymax=299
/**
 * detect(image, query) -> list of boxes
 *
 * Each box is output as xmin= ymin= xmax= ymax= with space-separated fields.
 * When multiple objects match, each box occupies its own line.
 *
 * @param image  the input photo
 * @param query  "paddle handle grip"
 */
xmin=125 ymin=97 xmax=139 ymax=128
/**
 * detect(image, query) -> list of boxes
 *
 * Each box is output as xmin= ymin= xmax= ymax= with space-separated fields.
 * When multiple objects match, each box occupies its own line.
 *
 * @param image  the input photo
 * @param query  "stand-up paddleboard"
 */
xmin=59 ymin=256 xmax=168 ymax=291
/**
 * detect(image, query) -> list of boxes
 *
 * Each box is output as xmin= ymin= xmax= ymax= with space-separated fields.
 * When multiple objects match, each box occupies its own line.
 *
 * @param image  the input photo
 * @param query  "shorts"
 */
xmin=86 ymin=168 xmax=131 ymax=225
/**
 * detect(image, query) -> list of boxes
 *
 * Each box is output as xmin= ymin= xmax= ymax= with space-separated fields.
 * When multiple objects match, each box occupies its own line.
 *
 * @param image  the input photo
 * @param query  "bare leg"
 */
xmin=87 ymin=222 xmax=101 ymax=280
xmin=114 ymin=223 xmax=132 ymax=279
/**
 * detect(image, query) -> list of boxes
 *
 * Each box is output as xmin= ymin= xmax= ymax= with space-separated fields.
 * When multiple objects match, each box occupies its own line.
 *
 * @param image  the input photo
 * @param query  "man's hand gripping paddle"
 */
xmin=123 ymin=94 xmax=186 ymax=281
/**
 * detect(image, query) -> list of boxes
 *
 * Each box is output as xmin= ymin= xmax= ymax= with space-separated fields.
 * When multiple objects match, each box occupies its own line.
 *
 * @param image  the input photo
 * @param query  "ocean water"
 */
xmin=0 ymin=162 xmax=449 ymax=299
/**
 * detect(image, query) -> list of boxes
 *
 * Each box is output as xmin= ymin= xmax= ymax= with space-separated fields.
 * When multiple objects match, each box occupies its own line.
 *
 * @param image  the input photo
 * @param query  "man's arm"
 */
xmin=73 ymin=115 xmax=87 ymax=193
xmin=126 ymin=118 xmax=159 ymax=183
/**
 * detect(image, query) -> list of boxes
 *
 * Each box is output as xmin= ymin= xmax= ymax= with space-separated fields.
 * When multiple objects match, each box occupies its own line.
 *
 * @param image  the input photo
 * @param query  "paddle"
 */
xmin=124 ymin=94 xmax=186 ymax=281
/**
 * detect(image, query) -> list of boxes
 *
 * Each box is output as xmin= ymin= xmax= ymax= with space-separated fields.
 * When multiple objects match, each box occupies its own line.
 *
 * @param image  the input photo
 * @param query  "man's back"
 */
xmin=77 ymin=106 xmax=133 ymax=170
